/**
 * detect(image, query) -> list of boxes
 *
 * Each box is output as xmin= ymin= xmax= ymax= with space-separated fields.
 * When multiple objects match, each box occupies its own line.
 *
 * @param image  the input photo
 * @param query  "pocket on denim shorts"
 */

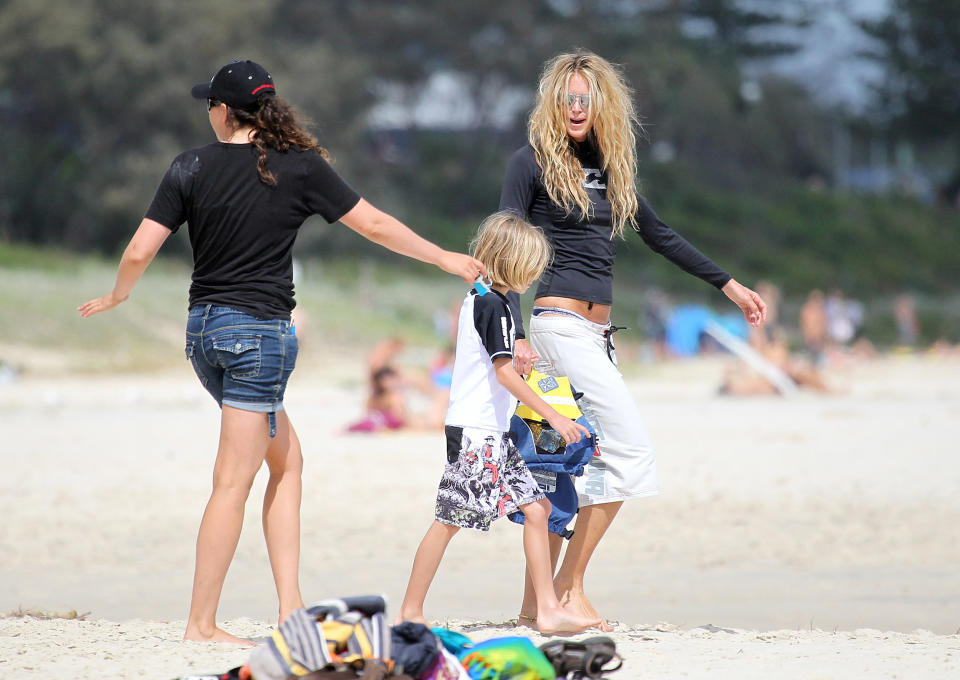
xmin=184 ymin=338 xmax=210 ymax=388
xmin=212 ymin=334 xmax=262 ymax=379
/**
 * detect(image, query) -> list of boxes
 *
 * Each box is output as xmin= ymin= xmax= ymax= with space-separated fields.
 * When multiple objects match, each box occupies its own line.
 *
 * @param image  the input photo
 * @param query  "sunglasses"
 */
xmin=565 ymin=92 xmax=591 ymax=110
xmin=207 ymin=98 xmax=223 ymax=110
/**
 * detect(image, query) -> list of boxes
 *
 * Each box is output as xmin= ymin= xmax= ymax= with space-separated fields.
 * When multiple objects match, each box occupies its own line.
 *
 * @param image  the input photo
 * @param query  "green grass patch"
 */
xmin=0 ymin=251 xmax=474 ymax=375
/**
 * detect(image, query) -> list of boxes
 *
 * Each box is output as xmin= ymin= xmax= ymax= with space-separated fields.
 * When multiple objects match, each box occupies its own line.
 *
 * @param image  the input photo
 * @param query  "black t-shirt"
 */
xmin=499 ymin=143 xmax=731 ymax=336
xmin=146 ymin=142 xmax=360 ymax=320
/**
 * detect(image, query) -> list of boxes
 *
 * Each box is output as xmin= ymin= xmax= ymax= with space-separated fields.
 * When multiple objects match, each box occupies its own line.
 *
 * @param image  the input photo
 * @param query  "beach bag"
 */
xmin=248 ymin=596 xmax=393 ymax=679
xmin=512 ymin=369 xmax=597 ymax=469
xmin=508 ymin=370 xmax=598 ymax=538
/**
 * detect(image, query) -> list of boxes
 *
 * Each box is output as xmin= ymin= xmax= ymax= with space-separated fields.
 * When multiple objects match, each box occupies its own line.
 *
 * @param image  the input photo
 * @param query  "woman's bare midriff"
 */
xmin=535 ymin=296 xmax=611 ymax=325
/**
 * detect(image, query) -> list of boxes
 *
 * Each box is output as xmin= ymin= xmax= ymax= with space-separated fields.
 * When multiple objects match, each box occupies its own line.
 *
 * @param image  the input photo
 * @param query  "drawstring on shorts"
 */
xmin=603 ymin=325 xmax=628 ymax=362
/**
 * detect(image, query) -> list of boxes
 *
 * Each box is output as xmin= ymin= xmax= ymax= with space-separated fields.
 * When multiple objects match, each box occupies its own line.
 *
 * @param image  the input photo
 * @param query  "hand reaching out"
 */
xmin=721 ymin=279 xmax=767 ymax=327
xmin=78 ymin=291 xmax=127 ymax=318
xmin=438 ymin=251 xmax=488 ymax=284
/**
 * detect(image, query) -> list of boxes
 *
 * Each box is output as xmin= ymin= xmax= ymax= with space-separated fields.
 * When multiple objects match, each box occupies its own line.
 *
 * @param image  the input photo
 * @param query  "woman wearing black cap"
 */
xmin=79 ymin=60 xmax=486 ymax=644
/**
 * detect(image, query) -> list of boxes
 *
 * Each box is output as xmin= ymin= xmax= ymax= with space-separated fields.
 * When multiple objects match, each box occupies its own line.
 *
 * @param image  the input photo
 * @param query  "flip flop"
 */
xmin=539 ymin=636 xmax=622 ymax=679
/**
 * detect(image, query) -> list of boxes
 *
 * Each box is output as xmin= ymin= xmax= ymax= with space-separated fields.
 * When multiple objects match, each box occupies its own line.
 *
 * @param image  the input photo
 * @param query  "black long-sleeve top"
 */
xmin=498 ymin=142 xmax=731 ymax=337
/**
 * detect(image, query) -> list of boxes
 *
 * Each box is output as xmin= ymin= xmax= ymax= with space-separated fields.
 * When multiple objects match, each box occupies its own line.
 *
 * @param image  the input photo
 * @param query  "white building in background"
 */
xmin=367 ymin=70 xmax=530 ymax=131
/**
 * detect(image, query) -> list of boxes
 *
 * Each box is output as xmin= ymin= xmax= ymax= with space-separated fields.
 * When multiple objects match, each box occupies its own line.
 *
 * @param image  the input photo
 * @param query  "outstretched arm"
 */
xmin=493 ymin=357 xmax=589 ymax=445
xmin=633 ymin=198 xmax=766 ymax=326
xmin=340 ymin=199 xmax=486 ymax=283
xmin=78 ymin=218 xmax=171 ymax=317
xmin=721 ymin=278 xmax=767 ymax=327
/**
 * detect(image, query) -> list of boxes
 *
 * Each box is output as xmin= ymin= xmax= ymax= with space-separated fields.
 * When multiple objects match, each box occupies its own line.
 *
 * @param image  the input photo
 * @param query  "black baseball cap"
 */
xmin=191 ymin=60 xmax=276 ymax=111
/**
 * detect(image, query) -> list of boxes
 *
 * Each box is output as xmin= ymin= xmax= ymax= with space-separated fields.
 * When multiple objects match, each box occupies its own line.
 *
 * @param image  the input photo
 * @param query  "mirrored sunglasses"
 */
xmin=565 ymin=93 xmax=591 ymax=109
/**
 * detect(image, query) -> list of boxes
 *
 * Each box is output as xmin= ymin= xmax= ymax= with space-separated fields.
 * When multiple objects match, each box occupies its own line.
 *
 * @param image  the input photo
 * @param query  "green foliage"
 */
xmin=860 ymin=0 xmax=960 ymax=139
xmin=1 ymin=0 xmax=957 ymax=305
xmin=0 ymin=242 xmax=470 ymax=374
xmin=622 ymin=165 xmax=960 ymax=297
xmin=859 ymin=0 xmax=960 ymax=198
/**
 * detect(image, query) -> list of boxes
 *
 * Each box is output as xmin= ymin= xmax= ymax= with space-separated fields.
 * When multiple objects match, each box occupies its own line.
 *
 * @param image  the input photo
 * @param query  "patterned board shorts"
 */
xmin=436 ymin=425 xmax=546 ymax=531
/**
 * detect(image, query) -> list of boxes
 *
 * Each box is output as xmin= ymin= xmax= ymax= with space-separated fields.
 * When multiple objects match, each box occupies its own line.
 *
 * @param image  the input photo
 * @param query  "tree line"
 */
xmin=1 ymin=0 xmax=958 ymax=298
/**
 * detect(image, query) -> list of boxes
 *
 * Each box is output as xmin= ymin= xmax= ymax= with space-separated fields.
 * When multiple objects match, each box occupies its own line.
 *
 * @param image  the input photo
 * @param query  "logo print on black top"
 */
xmin=582 ymin=168 xmax=606 ymax=189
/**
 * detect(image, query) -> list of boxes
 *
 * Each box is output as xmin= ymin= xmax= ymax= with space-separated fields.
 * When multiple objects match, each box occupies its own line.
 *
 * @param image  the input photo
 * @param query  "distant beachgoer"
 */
xmin=498 ymin=50 xmax=766 ymax=630
xmin=395 ymin=212 xmax=598 ymax=635
xmin=77 ymin=59 xmax=485 ymax=644
xmin=346 ymin=365 xmax=407 ymax=433
xmin=348 ymin=336 xmax=449 ymax=432
xmin=825 ymin=289 xmax=856 ymax=347
xmin=800 ymin=290 xmax=828 ymax=365
xmin=423 ymin=344 xmax=455 ymax=428
xmin=719 ymin=281 xmax=829 ymax=395
xmin=641 ymin=288 xmax=671 ymax=360
xmin=893 ymin=293 xmax=920 ymax=348
xmin=720 ymin=326 xmax=831 ymax=395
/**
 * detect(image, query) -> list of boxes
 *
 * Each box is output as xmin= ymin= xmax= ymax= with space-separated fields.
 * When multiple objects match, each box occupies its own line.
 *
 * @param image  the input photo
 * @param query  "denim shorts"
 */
xmin=185 ymin=305 xmax=298 ymax=435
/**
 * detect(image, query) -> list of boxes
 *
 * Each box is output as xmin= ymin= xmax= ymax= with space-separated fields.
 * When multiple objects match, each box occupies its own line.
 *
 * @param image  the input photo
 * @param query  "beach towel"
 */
xmin=459 ymin=637 xmax=557 ymax=680
xmin=430 ymin=628 xmax=556 ymax=680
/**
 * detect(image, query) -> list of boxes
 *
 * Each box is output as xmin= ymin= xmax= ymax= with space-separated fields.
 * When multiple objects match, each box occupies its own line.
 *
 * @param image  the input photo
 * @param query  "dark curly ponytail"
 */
xmin=227 ymin=94 xmax=330 ymax=185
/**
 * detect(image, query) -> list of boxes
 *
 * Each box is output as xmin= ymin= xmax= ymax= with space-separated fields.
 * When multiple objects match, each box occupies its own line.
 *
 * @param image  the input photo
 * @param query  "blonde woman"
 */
xmin=499 ymin=51 xmax=766 ymax=630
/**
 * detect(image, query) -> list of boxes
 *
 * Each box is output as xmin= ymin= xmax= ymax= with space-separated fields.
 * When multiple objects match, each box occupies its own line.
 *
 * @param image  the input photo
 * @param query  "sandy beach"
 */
xmin=2 ymin=353 xmax=959 ymax=678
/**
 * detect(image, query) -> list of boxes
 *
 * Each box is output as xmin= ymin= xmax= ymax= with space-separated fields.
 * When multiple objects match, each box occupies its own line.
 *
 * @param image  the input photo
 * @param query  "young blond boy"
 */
xmin=396 ymin=212 xmax=601 ymax=634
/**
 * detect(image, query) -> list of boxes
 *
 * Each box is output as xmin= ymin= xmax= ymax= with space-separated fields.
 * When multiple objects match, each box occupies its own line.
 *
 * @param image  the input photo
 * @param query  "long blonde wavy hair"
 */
xmin=528 ymin=51 xmax=642 ymax=238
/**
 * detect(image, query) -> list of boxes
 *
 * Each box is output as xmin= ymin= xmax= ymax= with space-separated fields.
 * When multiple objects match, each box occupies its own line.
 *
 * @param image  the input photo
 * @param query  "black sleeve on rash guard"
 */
xmin=505 ymin=291 xmax=526 ymax=340
xmin=499 ymin=147 xmax=538 ymax=218
xmin=633 ymin=197 xmax=732 ymax=290
xmin=498 ymin=147 xmax=540 ymax=339
xmin=473 ymin=294 xmax=514 ymax=360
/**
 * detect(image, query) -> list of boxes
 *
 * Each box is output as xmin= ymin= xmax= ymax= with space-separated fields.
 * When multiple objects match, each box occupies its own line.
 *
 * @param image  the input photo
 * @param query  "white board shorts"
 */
xmin=529 ymin=310 xmax=659 ymax=506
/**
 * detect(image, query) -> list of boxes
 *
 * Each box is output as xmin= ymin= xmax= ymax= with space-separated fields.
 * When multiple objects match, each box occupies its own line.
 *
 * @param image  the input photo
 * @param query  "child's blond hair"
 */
xmin=470 ymin=211 xmax=552 ymax=291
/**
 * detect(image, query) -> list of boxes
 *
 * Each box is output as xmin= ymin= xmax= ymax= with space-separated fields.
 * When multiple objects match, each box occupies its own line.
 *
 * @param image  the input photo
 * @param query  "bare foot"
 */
xmin=557 ymin=586 xmax=614 ymax=633
xmin=184 ymin=625 xmax=256 ymax=646
xmin=536 ymin=605 xmax=602 ymax=635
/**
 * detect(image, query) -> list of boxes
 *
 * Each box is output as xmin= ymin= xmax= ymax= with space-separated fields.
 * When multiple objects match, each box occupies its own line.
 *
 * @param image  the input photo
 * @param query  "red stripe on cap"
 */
xmin=251 ymin=84 xmax=275 ymax=95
